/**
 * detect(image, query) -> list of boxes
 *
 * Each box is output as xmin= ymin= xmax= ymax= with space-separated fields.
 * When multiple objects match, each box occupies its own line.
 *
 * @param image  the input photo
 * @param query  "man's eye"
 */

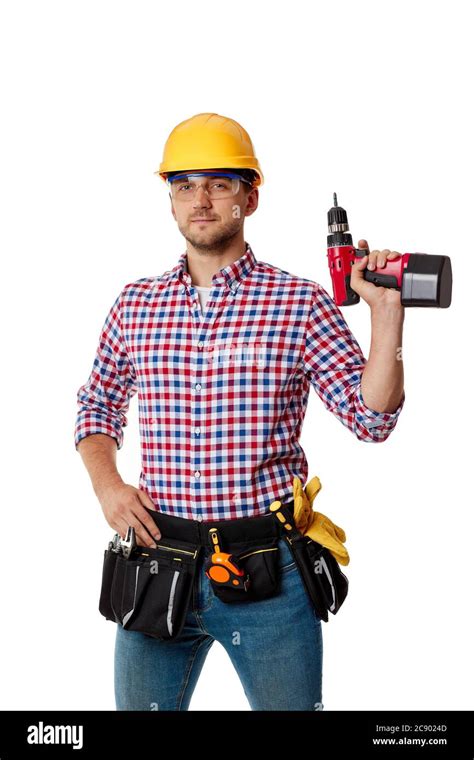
xmin=177 ymin=184 xmax=191 ymax=192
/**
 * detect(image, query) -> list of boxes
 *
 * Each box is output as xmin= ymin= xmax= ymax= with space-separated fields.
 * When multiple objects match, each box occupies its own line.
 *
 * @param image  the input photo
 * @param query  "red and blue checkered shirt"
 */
xmin=75 ymin=243 xmax=405 ymax=520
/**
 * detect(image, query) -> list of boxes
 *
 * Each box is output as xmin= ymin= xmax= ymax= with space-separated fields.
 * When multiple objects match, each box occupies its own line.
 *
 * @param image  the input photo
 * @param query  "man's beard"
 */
xmin=179 ymin=218 xmax=242 ymax=252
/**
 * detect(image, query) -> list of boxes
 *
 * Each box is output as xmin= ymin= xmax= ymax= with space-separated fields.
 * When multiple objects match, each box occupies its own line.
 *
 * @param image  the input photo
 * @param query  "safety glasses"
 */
xmin=167 ymin=171 xmax=252 ymax=201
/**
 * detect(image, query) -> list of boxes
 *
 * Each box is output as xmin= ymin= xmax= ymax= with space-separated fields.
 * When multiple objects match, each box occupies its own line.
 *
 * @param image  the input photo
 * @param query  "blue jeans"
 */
xmin=114 ymin=535 xmax=323 ymax=710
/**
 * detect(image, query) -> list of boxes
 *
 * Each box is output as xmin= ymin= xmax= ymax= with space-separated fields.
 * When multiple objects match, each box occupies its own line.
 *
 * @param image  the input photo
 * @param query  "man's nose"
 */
xmin=192 ymin=185 xmax=212 ymax=209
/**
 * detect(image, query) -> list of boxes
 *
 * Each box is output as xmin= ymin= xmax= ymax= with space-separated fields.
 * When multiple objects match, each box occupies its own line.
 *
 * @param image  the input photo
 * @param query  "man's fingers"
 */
xmin=136 ymin=488 xmax=160 ymax=511
xmin=352 ymin=254 xmax=368 ymax=274
xmin=356 ymin=240 xmax=371 ymax=274
xmin=376 ymin=249 xmax=393 ymax=268
xmin=135 ymin=507 xmax=162 ymax=544
xmin=136 ymin=487 xmax=157 ymax=511
xmin=114 ymin=516 xmax=155 ymax=548
xmin=128 ymin=515 xmax=158 ymax=548
xmin=367 ymin=249 xmax=401 ymax=270
xmin=367 ymin=250 xmax=381 ymax=270
xmin=135 ymin=533 xmax=154 ymax=548
xmin=135 ymin=491 xmax=162 ymax=541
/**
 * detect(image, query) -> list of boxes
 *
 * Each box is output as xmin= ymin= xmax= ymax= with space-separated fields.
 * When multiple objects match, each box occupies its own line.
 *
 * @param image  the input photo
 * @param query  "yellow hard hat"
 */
xmin=155 ymin=112 xmax=264 ymax=186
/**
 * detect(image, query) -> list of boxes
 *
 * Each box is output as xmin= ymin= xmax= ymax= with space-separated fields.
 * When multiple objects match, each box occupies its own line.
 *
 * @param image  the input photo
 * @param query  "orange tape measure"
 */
xmin=205 ymin=528 xmax=250 ymax=592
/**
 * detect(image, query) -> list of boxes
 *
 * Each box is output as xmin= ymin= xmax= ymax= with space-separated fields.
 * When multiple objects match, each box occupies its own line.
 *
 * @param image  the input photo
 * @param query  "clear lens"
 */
xmin=168 ymin=172 xmax=249 ymax=201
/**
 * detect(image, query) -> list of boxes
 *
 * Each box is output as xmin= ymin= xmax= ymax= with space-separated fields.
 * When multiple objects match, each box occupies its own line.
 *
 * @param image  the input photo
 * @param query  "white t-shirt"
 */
xmin=195 ymin=285 xmax=212 ymax=315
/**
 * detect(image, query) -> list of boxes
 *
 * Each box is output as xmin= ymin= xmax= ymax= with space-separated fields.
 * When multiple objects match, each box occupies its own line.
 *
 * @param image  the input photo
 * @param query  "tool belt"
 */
xmin=99 ymin=500 xmax=349 ymax=641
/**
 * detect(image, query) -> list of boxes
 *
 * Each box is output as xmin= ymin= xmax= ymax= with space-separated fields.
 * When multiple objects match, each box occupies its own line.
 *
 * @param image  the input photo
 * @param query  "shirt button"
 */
xmin=195 ymin=383 xmax=201 ymax=391
xmin=198 ymin=341 xmax=204 ymax=349
xmin=195 ymin=428 xmax=201 ymax=435
xmin=194 ymin=470 xmax=201 ymax=478
xmin=197 ymin=515 xmax=203 ymax=523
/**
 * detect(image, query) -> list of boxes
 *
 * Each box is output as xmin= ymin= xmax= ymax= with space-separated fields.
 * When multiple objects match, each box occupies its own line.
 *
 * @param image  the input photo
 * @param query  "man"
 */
xmin=75 ymin=112 xmax=405 ymax=711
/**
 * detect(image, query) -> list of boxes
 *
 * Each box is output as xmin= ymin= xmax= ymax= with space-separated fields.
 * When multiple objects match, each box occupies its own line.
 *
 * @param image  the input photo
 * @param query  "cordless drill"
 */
xmin=327 ymin=194 xmax=452 ymax=307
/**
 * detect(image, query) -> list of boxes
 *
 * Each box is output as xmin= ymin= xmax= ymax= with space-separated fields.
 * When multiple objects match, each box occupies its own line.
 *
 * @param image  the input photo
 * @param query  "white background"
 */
xmin=0 ymin=0 xmax=472 ymax=710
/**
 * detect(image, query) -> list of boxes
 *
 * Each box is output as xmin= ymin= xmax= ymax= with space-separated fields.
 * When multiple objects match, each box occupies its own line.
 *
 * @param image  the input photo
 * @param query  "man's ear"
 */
xmin=244 ymin=186 xmax=259 ymax=217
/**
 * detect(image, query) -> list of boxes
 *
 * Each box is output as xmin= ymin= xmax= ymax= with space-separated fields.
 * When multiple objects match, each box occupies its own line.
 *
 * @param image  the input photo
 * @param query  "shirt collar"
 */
xmin=164 ymin=242 xmax=257 ymax=293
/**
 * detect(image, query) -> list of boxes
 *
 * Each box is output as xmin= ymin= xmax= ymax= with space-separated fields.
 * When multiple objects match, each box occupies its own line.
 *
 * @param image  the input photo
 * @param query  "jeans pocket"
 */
xmin=277 ymin=537 xmax=297 ymax=574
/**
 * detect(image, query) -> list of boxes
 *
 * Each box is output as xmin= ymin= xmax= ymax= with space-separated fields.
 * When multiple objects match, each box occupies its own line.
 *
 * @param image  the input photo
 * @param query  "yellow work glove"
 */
xmin=293 ymin=474 xmax=321 ymax=534
xmin=272 ymin=476 xmax=350 ymax=566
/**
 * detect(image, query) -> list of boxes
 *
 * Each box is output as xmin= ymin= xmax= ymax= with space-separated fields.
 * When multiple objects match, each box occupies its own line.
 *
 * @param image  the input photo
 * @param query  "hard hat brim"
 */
xmin=155 ymin=161 xmax=263 ymax=186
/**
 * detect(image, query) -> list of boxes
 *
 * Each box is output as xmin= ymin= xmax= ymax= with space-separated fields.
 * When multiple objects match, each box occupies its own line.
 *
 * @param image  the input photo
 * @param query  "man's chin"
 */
xmin=184 ymin=228 xmax=231 ymax=250
xmin=179 ymin=221 xmax=241 ymax=251
xmin=186 ymin=234 xmax=219 ymax=248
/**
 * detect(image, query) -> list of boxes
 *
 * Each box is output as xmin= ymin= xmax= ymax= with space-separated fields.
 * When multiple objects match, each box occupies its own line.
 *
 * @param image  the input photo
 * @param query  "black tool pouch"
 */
xmin=206 ymin=534 xmax=280 ymax=604
xmin=285 ymin=533 xmax=348 ymax=622
xmin=271 ymin=505 xmax=349 ymax=622
xmin=99 ymin=536 xmax=200 ymax=641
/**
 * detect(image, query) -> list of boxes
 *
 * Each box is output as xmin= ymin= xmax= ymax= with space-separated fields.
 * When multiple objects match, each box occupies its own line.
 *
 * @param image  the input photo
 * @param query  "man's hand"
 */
xmin=98 ymin=482 xmax=162 ymax=547
xmin=350 ymin=239 xmax=405 ymax=313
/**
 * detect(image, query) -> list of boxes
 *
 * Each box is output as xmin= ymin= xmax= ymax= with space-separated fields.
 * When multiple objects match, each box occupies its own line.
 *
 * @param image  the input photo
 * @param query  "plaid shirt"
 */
xmin=74 ymin=243 xmax=405 ymax=520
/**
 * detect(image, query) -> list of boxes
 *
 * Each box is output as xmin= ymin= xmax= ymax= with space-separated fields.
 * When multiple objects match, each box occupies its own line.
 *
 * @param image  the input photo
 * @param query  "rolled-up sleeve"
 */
xmin=74 ymin=290 xmax=137 ymax=450
xmin=300 ymin=284 xmax=405 ymax=442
